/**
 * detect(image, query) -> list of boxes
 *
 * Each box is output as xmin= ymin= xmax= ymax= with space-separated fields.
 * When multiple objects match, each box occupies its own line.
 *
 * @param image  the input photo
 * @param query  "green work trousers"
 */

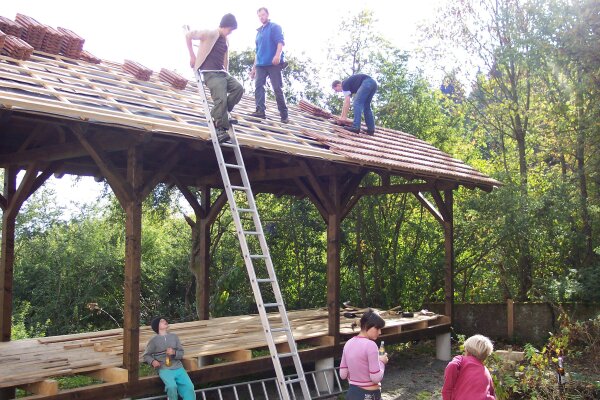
xmin=201 ymin=71 xmax=244 ymax=130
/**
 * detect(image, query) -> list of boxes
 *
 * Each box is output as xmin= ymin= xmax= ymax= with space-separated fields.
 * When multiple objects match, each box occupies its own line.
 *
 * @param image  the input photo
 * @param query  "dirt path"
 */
xmin=380 ymin=341 xmax=446 ymax=400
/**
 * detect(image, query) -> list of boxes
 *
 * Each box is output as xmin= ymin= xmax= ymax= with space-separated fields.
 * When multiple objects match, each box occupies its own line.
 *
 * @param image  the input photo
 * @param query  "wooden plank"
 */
xmin=0 ymin=167 xmax=17 ymax=343
xmin=327 ymin=177 xmax=341 ymax=343
xmin=86 ymin=367 xmax=127 ymax=383
xmin=219 ymin=350 xmax=252 ymax=362
xmin=19 ymin=379 xmax=58 ymax=396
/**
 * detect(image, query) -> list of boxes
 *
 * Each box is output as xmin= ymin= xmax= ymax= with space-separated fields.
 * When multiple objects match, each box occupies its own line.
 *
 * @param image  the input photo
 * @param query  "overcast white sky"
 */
xmin=1 ymin=0 xmax=445 ymax=210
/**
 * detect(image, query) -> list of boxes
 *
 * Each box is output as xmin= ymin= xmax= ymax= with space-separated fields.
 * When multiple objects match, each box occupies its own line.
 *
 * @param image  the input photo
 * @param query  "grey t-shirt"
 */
xmin=142 ymin=332 xmax=185 ymax=370
xmin=200 ymin=34 xmax=227 ymax=70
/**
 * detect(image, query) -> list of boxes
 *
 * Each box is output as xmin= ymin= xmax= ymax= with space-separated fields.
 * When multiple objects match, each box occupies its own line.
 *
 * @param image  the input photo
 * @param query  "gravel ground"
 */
xmin=380 ymin=342 xmax=447 ymax=400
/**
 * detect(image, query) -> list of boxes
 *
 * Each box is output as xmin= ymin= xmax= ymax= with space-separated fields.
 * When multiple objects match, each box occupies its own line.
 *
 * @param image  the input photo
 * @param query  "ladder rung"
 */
xmin=263 ymin=302 xmax=282 ymax=308
xmin=243 ymin=230 xmax=260 ymax=235
xmin=224 ymin=163 xmax=243 ymax=169
xmin=278 ymin=352 xmax=296 ymax=359
xmin=231 ymin=185 xmax=249 ymax=191
xmin=284 ymin=377 xmax=304 ymax=384
xmin=220 ymin=142 xmax=236 ymax=148
xmin=250 ymin=254 xmax=268 ymax=259
xmin=270 ymin=327 xmax=290 ymax=333
xmin=238 ymin=208 xmax=256 ymax=213
xmin=256 ymin=278 xmax=274 ymax=283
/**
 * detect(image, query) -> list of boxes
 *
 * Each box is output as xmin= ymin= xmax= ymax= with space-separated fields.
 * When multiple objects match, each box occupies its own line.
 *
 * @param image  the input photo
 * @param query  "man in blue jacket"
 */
xmin=250 ymin=7 xmax=289 ymax=123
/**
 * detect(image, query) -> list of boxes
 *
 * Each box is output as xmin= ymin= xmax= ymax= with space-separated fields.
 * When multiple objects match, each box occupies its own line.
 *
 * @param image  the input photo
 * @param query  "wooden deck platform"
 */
xmin=0 ymin=308 xmax=448 ymax=395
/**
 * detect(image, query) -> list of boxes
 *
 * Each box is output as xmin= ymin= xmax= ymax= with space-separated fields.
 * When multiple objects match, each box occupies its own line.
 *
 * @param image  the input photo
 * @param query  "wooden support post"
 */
xmin=507 ymin=298 xmax=514 ymax=339
xmin=327 ymin=177 xmax=341 ymax=344
xmin=198 ymin=188 xmax=210 ymax=320
xmin=123 ymin=144 xmax=143 ymax=384
xmin=443 ymin=189 xmax=454 ymax=323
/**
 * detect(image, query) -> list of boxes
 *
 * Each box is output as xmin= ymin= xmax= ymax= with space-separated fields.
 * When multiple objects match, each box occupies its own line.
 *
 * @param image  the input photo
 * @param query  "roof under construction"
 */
xmin=0 ymin=13 xmax=500 ymax=193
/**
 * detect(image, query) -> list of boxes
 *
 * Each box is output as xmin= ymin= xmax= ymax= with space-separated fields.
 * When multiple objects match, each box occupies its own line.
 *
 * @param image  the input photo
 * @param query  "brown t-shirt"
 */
xmin=200 ymin=34 xmax=227 ymax=70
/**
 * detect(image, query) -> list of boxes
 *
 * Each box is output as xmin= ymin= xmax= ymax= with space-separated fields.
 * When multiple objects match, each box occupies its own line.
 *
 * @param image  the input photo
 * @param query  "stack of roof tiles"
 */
xmin=58 ymin=27 xmax=84 ymax=58
xmin=2 ymin=35 xmax=33 ymax=60
xmin=159 ymin=68 xmax=188 ymax=90
xmin=0 ymin=30 xmax=5 ymax=50
xmin=15 ymin=13 xmax=47 ymax=50
xmin=41 ymin=25 xmax=65 ymax=55
xmin=299 ymin=99 xmax=332 ymax=118
xmin=79 ymin=50 xmax=100 ymax=64
xmin=123 ymin=59 xmax=153 ymax=81
xmin=0 ymin=16 xmax=22 ymax=37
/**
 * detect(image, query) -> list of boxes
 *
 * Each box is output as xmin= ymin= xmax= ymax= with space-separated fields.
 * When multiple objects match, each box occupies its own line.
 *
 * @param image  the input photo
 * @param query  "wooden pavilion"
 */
xmin=0 ymin=16 xmax=499 ymax=399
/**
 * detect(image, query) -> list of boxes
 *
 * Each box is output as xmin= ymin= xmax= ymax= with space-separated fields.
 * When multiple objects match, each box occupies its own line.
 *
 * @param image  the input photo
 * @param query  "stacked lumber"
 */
xmin=79 ymin=49 xmax=101 ymax=64
xmin=15 ymin=13 xmax=47 ymax=50
xmin=159 ymin=68 xmax=188 ymax=90
xmin=0 ymin=16 xmax=23 ymax=37
xmin=41 ymin=25 xmax=65 ymax=55
xmin=123 ymin=59 xmax=153 ymax=81
xmin=2 ymin=35 xmax=34 ymax=61
xmin=58 ymin=27 xmax=84 ymax=58
xmin=299 ymin=99 xmax=333 ymax=119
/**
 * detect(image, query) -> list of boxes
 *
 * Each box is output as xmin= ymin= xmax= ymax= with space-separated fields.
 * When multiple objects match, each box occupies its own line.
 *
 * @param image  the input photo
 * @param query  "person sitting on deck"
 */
xmin=442 ymin=334 xmax=496 ymax=400
xmin=143 ymin=317 xmax=196 ymax=400
xmin=339 ymin=309 xmax=388 ymax=400
xmin=186 ymin=13 xmax=244 ymax=144
xmin=332 ymin=74 xmax=378 ymax=135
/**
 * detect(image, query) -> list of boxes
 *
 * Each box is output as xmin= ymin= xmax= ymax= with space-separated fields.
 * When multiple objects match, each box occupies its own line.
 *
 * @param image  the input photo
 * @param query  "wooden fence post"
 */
xmin=507 ymin=298 xmax=514 ymax=339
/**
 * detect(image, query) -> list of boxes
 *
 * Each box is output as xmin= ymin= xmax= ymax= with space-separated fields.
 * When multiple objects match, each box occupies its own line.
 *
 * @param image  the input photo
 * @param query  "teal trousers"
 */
xmin=158 ymin=367 xmax=195 ymax=400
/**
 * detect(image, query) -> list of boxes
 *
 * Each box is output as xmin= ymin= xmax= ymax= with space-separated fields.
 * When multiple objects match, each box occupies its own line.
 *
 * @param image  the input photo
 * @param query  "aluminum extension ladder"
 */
xmin=191 ymin=69 xmax=311 ymax=400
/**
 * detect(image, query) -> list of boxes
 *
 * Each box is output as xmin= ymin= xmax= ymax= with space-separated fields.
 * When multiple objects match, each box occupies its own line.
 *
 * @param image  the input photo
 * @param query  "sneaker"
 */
xmin=281 ymin=116 xmax=289 ymax=124
xmin=366 ymin=129 xmax=375 ymax=135
xmin=345 ymin=126 xmax=361 ymax=134
xmin=216 ymin=128 xmax=230 ymax=144
xmin=250 ymin=109 xmax=266 ymax=119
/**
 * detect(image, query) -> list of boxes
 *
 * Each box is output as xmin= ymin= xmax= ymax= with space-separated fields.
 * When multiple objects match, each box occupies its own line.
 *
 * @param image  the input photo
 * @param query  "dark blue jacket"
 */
xmin=255 ymin=21 xmax=285 ymax=66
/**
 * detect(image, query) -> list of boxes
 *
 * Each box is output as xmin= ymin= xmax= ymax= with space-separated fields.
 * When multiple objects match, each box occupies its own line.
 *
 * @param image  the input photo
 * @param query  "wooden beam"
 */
xmin=198 ymin=188 xmax=211 ymax=320
xmin=341 ymin=194 xmax=361 ymax=221
xmin=327 ymin=176 xmax=341 ymax=344
xmin=415 ymin=192 xmax=444 ymax=224
xmin=19 ymin=380 xmax=58 ymax=396
xmin=139 ymin=143 xmax=181 ymax=199
xmin=299 ymin=161 xmax=335 ymax=214
xmin=431 ymin=188 xmax=451 ymax=222
xmin=355 ymin=182 xmax=445 ymax=197
xmin=0 ymin=194 xmax=6 ymax=211
xmin=294 ymin=177 xmax=327 ymax=222
xmin=26 ymin=162 xmax=62 ymax=200
xmin=86 ymin=367 xmax=128 ymax=383
xmin=6 ymin=163 xmax=40 ymax=220
xmin=173 ymin=177 xmax=205 ymax=219
xmin=340 ymin=171 xmax=366 ymax=207
xmin=0 ymin=167 xmax=17 ymax=344
xmin=507 ymin=298 xmax=514 ymax=339
xmin=443 ymin=189 xmax=454 ymax=323
xmin=205 ymin=191 xmax=227 ymax=226
xmin=123 ymin=144 xmax=143 ymax=384
xmin=72 ymin=125 xmax=134 ymax=205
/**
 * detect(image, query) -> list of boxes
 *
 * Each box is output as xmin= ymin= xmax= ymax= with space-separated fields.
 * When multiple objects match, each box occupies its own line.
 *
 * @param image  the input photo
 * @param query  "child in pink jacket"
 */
xmin=442 ymin=334 xmax=496 ymax=400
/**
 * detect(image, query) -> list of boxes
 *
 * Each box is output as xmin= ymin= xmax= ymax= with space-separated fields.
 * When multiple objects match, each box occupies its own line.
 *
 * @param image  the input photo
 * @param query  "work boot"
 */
xmin=280 ymin=116 xmax=289 ymax=124
xmin=250 ymin=109 xmax=266 ymax=119
xmin=366 ymin=129 xmax=375 ymax=135
xmin=345 ymin=126 xmax=361 ymax=134
xmin=216 ymin=128 xmax=230 ymax=144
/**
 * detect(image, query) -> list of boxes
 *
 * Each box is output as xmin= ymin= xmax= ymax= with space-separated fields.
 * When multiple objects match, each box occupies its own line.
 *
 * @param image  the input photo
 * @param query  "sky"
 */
xmin=1 ymin=0 xmax=445 ymax=212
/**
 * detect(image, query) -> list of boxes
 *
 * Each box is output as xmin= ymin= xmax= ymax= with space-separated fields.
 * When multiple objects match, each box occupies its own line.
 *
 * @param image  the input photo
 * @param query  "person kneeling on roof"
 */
xmin=143 ymin=317 xmax=196 ymax=400
xmin=186 ymin=14 xmax=244 ymax=144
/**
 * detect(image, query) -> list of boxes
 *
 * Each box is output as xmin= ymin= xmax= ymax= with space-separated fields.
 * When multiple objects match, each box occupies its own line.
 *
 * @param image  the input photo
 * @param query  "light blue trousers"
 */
xmin=158 ymin=367 xmax=195 ymax=400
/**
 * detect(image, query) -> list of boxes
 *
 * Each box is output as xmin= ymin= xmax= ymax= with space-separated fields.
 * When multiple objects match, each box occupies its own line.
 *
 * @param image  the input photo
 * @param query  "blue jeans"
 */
xmin=352 ymin=77 xmax=377 ymax=132
xmin=158 ymin=367 xmax=195 ymax=400
xmin=255 ymin=65 xmax=288 ymax=118
xmin=347 ymin=385 xmax=382 ymax=400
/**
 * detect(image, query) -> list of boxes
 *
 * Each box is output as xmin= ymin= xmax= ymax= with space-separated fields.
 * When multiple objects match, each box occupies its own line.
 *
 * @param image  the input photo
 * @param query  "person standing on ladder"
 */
xmin=250 ymin=7 xmax=289 ymax=124
xmin=186 ymin=14 xmax=244 ymax=143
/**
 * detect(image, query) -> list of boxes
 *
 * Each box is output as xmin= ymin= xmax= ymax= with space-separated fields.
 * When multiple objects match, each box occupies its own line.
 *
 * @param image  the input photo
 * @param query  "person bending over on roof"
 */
xmin=249 ymin=7 xmax=289 ymax=124
xmin=143 ymin=317 xmax=196 ymax=400
xmin=442 ymin=334 xmax=496 ymax=400
xmin=339 ymin=309 xmax=388 ymax=400
xmin=332 ymin=74 xmax=377 ymax=135
xmin=186 ymin=14 xmax=244 ymax=143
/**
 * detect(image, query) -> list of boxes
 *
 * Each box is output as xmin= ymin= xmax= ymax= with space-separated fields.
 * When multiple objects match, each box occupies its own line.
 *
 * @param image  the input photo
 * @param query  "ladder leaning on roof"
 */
xmin=190 ymin=67 xmax=312 ymax=400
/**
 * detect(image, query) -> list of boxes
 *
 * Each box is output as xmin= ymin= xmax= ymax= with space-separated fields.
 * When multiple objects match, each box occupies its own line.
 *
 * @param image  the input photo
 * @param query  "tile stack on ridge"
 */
xmin=58 ymin=27 xmax=84 ymax=58
xmin=2 ymin=35 xmax=34 ymax=61
xmin=15 ymin=13 xmax=47 ymax=50
xmin=41 ymin=25 xmax=65 ymax=55
xmin=123 ymin=59 xmax=153 ymax=81
xmin=0 ymin=16 xmax=22 ymax=37
xmin=158 ymin=68 xmax=188 ymax=90
xmin=299 ymin=99 xmax=332 ymax=119
xmin=79 ymin=50 xmax=101 ymax=64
